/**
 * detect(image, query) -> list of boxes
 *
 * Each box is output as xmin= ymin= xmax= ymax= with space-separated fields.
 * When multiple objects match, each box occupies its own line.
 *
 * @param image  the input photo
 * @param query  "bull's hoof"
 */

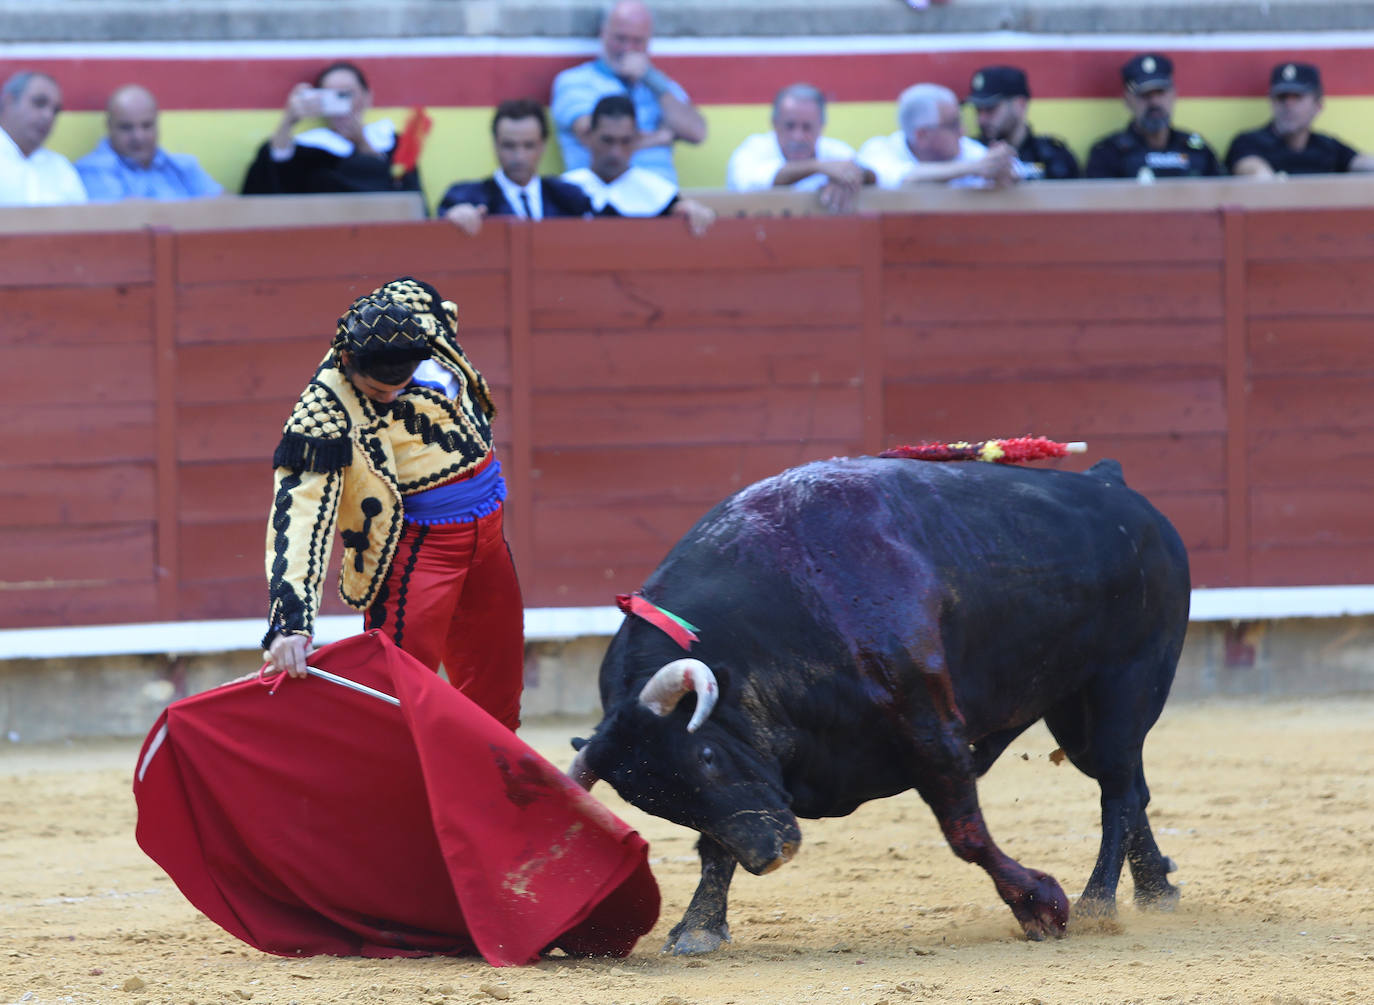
xmin=1072 ymin=895 xmax=1118 ymax=920
xmin=1015 ymin=870 xmax=1070 ymax=941
xmin=663 ymin=924 xmax=730 ymax=955
xmin=1135 ymin=881 xmax=1180 ymax=911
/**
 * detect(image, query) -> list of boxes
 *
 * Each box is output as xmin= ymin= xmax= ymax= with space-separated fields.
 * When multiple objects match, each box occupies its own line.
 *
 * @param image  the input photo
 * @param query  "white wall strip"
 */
xmin=2 ymin=588 xmax=1371 ymax=660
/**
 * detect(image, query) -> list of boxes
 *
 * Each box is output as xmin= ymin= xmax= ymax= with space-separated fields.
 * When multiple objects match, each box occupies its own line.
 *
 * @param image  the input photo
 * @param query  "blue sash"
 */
xmin=401 ymin=459 xmax=506 ymax=525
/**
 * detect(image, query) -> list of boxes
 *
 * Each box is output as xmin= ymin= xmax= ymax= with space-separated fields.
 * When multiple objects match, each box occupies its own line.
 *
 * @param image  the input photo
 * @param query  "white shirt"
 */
xmin=856 ymin=130 xmax=996 ymax=190
xmin=492 ymin=168 xmax=543 ymax=219
xmin=726 ymin=132 xmax=860 ymax=193
xmin=0 ymin=127 xmax=88 ymax=206
xmin=561 ymin=165 xmax=677 ymax=217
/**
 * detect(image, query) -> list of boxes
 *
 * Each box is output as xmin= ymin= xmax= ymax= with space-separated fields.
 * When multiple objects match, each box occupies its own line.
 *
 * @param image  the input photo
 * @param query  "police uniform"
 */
xmin=1084 ymin=126 xmax=1223 ymax=179
xmin=1224 ymin=62 xmax=1360 ymax=175
xmin=1084 ymin=52 xmax=1224 ymax=179
xmin=1013 ymin=129 xmax=1080 ymax=180
xmin=965 ymin=65 xmax=1080 ymax=181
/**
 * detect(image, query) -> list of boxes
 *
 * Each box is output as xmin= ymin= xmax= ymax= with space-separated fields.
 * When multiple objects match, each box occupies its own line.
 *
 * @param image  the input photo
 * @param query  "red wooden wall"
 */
xmin=1 ymin=208 xmax=1370 ymax=630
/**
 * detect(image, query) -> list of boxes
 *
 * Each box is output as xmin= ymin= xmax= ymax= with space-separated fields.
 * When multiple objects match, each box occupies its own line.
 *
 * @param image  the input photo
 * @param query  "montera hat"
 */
xmin=333 ymin=277 xmax=455 ymax=364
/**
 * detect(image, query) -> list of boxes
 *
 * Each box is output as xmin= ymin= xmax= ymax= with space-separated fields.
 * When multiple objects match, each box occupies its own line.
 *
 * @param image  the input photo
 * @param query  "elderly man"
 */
xmin=966 ymin=65 xmax=1079 ymax=180
xmin=76 ymin=84 xmax=223 ymax=201
xmin=1085 ymin=53 xmax=1223 ymax=179
xmin=561 ymin=94 xmax=713 ymax=235
xmin=1226 ymin=62 xmax=1374 ymax=177
xmin=551 ymin=0 xmax=706 ymax=184
xmin=857 ymin=82 xmax=1019 ymax=189
xmin=437 ymin=98 xmax=593 ymax=235
xmin=726 ymin=82 xmax=875 ymax=212
xmin=0 ymin=70 xmax=86 ymax=206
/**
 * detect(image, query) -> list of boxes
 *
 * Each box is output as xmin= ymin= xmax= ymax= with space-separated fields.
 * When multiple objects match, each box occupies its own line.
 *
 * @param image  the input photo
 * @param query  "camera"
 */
xmin=303 ymin=87 xmax=352 ymax=116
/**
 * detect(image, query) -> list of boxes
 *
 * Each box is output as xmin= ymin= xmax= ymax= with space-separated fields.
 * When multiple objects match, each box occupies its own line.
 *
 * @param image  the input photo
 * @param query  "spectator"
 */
xmin=75 ymin=84 xmax=223 ymax=201
xmin=436 ymin=98 xmax=593 ymax=235
xmin=966 ymin=65 xmax=1080 ymax=180
xmin=262 ymin=277 xmax=524 ymax=731
xmin=241 ymin=61 xmax=422 ymax=199
xmin=561 ymin=95 xmax=714 ymax=235
xmin=550 ymin=0 xmax=706 ymax=185
xmin=1226 ymin=62 xmax=1374 ymax=177
xmin=856 ymin=83 xmax=1020 ymax=189
xmin=0 ymin=70 xmax=86 ymax=206
xmin=726 ymin=82 xmax=875 ymax=213
xmin=1085 ymin=54 xmax=1223 ymax=179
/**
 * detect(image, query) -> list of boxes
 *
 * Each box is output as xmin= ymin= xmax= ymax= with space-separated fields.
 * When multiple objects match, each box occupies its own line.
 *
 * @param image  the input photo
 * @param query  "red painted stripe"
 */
xmin=6 ymin=47 xmax=1372 ymax=112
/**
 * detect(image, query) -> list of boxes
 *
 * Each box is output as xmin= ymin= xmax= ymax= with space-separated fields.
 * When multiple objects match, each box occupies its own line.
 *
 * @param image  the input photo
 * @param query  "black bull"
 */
xmin=570 ymin=456 xmax=1189 ymax=954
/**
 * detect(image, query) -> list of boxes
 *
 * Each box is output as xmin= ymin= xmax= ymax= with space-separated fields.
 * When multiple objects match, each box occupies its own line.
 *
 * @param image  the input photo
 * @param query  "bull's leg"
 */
xmin=1124 ymin=770 xmax=1179 ymax=910
xmin=906 ymin=726 xmax=1069 ymax=940
xmin=663 ymin=834 xmax=737 ymax=955
xmin=1044 ymin=690 xmax=1177 ymax=918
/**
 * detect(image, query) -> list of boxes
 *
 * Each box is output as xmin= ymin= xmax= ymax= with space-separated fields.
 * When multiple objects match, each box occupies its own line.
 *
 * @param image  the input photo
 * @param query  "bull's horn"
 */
xmin=568 ymin=747 xmax=598 ymax=790
xmin=638 ymin=658 xmax=719 ymax=733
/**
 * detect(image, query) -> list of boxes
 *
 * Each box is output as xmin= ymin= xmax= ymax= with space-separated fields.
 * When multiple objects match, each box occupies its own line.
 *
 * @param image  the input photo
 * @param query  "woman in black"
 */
xmin=241 ymin=61 xmax=423 ymax=199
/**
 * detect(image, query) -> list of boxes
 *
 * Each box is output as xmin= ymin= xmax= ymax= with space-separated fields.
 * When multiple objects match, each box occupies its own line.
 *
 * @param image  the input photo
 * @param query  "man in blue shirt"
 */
xmin=76 ymin=84 xmax=223 ymax=201
xmin=550 ymin=0 xmax=706 ymax=185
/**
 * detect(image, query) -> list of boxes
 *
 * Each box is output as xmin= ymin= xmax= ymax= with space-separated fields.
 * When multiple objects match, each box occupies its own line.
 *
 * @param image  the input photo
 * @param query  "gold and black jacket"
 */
xmin=263 ymin=331 xmax=496 ymax=646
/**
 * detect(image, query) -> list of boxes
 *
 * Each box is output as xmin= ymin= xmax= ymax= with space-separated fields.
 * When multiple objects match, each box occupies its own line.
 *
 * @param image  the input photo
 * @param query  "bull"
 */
xmin=569 ymin=455 xmax=1188 ymax=954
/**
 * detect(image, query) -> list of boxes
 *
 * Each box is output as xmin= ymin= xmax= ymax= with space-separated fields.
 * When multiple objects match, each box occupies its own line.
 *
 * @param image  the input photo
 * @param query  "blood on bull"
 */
xmin=569 ymin=447 xmax=1188 ymax=954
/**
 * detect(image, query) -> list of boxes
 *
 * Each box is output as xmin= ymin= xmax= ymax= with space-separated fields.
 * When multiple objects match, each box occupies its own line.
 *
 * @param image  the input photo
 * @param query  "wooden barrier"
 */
xmin=1 ymin=184 xmax=1371 ymax=630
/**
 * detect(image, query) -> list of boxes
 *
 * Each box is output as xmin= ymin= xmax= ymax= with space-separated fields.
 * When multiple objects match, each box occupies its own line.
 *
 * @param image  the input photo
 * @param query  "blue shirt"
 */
xmin=550 ymin=58 xmax=689 ymax=184
xmin=75 ymin=138 xmax=223 ymax=202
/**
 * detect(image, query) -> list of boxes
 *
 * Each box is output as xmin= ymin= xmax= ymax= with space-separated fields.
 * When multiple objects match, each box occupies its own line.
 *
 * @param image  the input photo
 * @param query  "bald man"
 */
xmin=551 ymin=0 xmax=706 ymax=184
xmin=75 ymin=84 xmax=223 ymax=201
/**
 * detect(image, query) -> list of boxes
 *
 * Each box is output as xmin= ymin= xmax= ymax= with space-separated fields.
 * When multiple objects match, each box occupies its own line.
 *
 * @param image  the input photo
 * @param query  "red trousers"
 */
xmin=364 ymin=505 xmax=524 ymax=730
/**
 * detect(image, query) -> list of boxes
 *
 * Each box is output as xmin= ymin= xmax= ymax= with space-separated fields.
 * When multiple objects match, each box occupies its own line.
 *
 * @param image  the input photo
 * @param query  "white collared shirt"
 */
xmin=561 ymin=165 xmax=677 ymax=216
xmin=726 ymin=132 xmax=860 ymax=193
xmin=857 ymin=131 xmax=1003 ymax=189
xmin=0 ymin=127 xmax=88 ymax=206
xmin=492 ymin=169 xmax=543 ymax=219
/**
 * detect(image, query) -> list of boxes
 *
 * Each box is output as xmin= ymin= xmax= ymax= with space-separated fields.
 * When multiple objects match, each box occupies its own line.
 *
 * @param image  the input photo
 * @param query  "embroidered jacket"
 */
xmin=264 ymin=326 xmax=496 ymax=646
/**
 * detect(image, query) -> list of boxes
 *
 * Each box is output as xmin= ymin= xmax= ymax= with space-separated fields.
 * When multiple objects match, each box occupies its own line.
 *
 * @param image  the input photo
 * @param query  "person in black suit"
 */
xmin=437 ymin=99 xmax=593 ymax=234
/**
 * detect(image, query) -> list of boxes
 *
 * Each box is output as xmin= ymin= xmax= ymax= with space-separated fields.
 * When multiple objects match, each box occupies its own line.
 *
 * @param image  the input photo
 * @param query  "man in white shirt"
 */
xmin=0 ymin=70 xmax=88 ymax=206
xmin=562 ymin=94 xmax=714 ymax=236
xmin=857 ymin=82 xmax=1020 ymax=189
xmin=726 ymin=82 xmax=875 ymax=213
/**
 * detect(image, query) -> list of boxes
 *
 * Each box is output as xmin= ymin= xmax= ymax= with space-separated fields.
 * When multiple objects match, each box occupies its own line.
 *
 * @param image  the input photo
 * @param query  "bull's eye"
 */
xmin=700 ymin=745 xmax=715 ymax=770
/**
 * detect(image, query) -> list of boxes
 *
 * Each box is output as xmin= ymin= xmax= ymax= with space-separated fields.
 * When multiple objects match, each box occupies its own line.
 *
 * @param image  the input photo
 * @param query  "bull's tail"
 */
xmin=879 ymin=436 xmax=1087 ymax=465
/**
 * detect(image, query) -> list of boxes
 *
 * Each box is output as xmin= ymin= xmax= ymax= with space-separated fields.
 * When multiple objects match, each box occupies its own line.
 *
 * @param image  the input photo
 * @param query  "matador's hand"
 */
xmin=264 ymin=633 xmax=313 ymax=679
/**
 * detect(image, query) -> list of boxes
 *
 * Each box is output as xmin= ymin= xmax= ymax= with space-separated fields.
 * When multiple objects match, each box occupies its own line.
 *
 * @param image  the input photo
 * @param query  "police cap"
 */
xmin=1122 ymin=52 xmax=1174 ymax=94
xmin=966 ymin=65 xmax=1030 ymax=108
xmin=1269 ymin=61 xmax=1322 ymax=96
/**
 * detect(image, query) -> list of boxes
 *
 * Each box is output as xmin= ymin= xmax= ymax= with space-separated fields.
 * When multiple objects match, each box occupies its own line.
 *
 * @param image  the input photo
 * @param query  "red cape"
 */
xmin=132 ymin=630 xmax=658 ymax=965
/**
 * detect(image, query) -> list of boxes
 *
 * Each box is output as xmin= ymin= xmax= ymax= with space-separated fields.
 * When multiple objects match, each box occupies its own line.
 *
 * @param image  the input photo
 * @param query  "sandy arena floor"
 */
xmin=2 ymin=695 xmax=1371 ymax=1005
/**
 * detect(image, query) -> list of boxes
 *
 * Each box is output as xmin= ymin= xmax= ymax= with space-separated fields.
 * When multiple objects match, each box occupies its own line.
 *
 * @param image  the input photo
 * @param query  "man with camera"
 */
xmin=241 ymin=60 xmax=424 ymax=200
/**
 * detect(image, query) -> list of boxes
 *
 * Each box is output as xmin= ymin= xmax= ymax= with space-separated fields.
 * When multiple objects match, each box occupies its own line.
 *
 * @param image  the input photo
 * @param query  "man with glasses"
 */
xmin=857 ymin=82 xmax=1020 ymax=189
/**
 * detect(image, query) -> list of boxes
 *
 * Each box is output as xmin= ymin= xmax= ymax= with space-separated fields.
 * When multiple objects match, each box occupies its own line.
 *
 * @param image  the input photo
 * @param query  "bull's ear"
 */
xmin=570 ymin=736 xmax=589 ymax=751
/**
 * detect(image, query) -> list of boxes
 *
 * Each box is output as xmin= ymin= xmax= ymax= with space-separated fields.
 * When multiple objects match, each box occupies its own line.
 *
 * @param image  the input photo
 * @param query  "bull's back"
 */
xmin=652 ymin=456 xmax=1187 ymax=725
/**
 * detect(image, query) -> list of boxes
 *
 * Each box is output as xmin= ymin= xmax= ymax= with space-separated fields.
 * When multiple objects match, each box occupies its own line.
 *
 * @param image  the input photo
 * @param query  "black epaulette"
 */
xmin=272 ymin=382 xmax=353 ymax=472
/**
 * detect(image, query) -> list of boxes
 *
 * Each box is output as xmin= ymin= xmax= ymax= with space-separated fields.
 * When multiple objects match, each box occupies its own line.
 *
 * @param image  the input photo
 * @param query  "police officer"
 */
xmin=1084 ymin=53 xmax=1223 ymax=179
xmin=966 ymin=65 xmax=1079 ymax=180
xmin=1225 ymin=62 xmax=1374 ymax=177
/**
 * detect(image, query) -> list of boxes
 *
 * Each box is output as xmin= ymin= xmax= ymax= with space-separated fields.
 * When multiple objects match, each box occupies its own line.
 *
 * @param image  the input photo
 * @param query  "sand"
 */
xmin=3 ymin=695 xmax=1372 ymax=1005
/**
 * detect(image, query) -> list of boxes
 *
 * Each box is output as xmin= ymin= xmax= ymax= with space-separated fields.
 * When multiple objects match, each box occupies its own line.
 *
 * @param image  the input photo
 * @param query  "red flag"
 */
xmin=391 ymin=106 xmax=432 ymax=179
xmin=132 ymin=630 xmax=658 ymax=965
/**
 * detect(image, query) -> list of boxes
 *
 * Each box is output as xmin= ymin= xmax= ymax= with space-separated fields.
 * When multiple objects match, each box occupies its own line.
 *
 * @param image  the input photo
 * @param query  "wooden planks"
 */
xmin=5 ymin=207 xmax=1374 ymax=629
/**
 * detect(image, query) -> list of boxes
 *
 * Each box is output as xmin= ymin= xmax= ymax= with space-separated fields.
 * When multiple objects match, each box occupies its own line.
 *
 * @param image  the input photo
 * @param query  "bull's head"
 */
xmin=567 ymin=655 xmax=800 ymax=876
